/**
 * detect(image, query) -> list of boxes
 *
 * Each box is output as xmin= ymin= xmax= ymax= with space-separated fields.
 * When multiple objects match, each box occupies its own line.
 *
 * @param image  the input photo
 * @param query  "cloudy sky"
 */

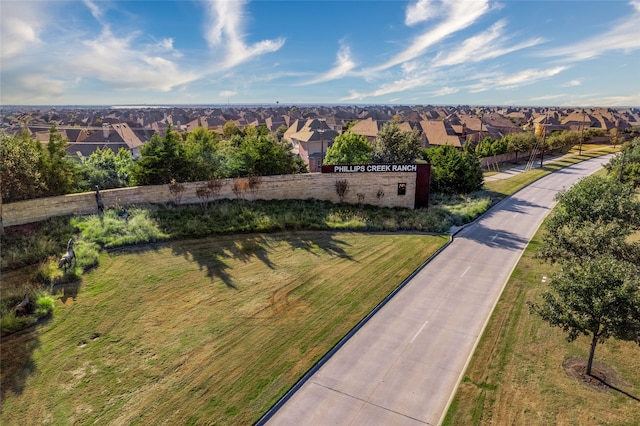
xmin=1 ymin=0 xmax=639 ymax=106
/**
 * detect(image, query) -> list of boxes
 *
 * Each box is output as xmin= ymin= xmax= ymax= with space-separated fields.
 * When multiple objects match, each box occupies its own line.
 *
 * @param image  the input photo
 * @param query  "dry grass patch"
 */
xmin=1 ymin=231 xmax=447 ymax=425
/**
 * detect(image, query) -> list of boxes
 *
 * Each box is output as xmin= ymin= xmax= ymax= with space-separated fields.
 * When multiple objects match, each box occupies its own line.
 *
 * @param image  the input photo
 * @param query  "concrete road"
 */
xmin=262 ymin=155 xmax=615 ymax=426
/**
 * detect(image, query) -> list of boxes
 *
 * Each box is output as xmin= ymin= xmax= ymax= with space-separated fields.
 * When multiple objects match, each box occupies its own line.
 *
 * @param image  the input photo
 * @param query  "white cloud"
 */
xmin=432 ymin=86 xmax=458 ymax=96
xmin=370 ymin=0 xmax=490 ymax=72
xmin=202 ymin=0 xmax=284 ymax=70
xmin=75 ymin=28 xmax=200 ymax=91
xmin=468 ymin=66 xmax=567 ymax=93
xmin=219 ymin=90 xmax=238 ymax=98
xmin=0 ymin=2 xmax=43 ymax=60
xmin=541 ymin=1 xmax=640 ymax=62
xmin=303 ymin=42 xmax=357 ymax=85
xmin=83 ymin=0 xmax=104 ymax=22
xmin=564 ymin=80 xmax=582 ymax=87
xmin=432 ymin=20 xmax=543 ymax=67
xmin=405 ymin=0 xmax=442 ymax=26
xmin=342 ymin=73 xmax=434 ymax=101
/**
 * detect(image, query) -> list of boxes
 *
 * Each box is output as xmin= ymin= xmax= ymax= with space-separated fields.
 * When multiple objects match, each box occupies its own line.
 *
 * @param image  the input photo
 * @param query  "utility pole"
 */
xmin=579 ymin=109 xmax=586 ymax=155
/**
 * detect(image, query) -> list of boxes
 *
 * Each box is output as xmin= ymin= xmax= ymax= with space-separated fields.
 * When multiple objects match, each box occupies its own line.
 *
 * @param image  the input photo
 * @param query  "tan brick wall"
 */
xmin=1 ymin=172 xmax=417 ymax=227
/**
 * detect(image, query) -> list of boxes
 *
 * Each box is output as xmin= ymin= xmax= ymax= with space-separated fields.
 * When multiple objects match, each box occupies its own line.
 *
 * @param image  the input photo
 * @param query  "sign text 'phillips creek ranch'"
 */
xmin=323 ymin=164 xmax=419 ymax=173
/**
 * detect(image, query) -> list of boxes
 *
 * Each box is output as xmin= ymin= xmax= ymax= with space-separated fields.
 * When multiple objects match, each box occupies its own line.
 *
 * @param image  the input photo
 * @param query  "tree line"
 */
xmin=1 ymin=124 xmax=305 ymax=203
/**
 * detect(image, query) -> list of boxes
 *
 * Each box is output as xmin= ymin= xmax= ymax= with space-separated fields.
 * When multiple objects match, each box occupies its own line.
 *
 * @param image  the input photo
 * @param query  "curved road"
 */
xmin=263 ymin=155 xmax=614 ymax=426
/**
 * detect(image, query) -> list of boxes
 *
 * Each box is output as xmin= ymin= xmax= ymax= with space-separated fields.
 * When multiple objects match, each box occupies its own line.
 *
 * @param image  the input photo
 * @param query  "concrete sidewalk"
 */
xmin=483 ymin=148 xmax=613 ymax=182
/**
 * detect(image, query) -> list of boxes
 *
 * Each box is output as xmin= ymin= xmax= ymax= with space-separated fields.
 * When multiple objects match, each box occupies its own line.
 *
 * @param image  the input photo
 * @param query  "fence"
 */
xmin=1 ymin=171 xmax=418 ymax=228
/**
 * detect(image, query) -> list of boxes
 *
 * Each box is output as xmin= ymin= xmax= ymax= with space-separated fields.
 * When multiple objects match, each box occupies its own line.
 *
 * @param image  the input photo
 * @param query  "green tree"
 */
xmin=537 ymin=174 xmax=640 ymax=265
xmin=78 ymin=147 xmax=134 ymax=190
xmin=529 ymin=255 xmax=640 ymax=376
xmin=423 ymin=143 xmax=483 ymax=195
xmin=114 ymin=148 xmax=135 ymax=186
xmin=0 ymin=130 xmax=47 ymax=202
xmin=222 ymin=121 xmax=242 ymax=139
xmin=224 ymin=132 xmax=299 ymax=177
xmin=78 ymin=147 xmax=120 ymax=190
xmin=475 ymin=136 xmax=496 ymax=158
xmin=505 ymin=132 xmax=536 ymax=163
xmin=132 ymin=125 xmax=189 ymax=185
xmin=604 ymin=137 xmax=640 ymax=187
xmin=184 ymin=127 xmax=223 ymax=180
xmin=324 ymin=132 xmax=372 ymax=165
xmin=371 ymin=120 xmax=422 ymax=164
xmin=39 ymin=126 xmax=78 ymax=196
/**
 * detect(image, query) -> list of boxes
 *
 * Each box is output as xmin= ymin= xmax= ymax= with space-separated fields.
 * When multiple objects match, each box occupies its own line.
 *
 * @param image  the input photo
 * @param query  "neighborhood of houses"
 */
xmin=2 ymin=104 xmax=639 ymax=173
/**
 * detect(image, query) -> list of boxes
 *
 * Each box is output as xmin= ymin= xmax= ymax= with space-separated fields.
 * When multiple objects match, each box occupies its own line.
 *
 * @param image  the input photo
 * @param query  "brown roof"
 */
xmin=419 ymin=120 xmax=464 ymax=148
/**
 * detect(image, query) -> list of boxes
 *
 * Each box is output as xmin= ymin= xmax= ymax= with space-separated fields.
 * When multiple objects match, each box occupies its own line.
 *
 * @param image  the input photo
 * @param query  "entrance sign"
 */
xmin=321 ymin=163 xmax=430 ymax=209
xmin=322 ymin=164 xmax=418 ymax=173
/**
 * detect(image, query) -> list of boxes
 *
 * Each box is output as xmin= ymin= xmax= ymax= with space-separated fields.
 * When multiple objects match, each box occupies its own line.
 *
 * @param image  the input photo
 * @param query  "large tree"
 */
xmin=531 ymin=173 xmax=640 ymax=376
xmin=323 ymin=131 xmax=372 ymax=165
xmin=39 ymin=126 xmax=78 ymax=196
xmin=537 ymin=175 xmax=640 ymax=264
xmin=184 ymin=126 xmax=223 ymax=180
xmin=371 ymin=120 xmax=422 ymax=164
xmin=529 ymin=255 xmax=640 ymax=375
xmin=78 ymin=147 xmax=129 ymax=190
xmin=0 ymin=130 xmax=47 ymax=202
xmin=224 ymin=132 xmax=300 ymax=177
xmin=604 ymin=137 xmax=640 ymax=187
xmin=423 ymin=144 xmax=484 ymax=195
xmin=132 ymin=125 xmax=190 ymax=185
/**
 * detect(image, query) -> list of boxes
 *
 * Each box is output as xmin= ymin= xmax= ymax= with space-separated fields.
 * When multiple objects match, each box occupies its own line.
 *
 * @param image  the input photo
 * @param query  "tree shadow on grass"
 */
xmin=168 ymin=231 xmax=354 ymax=290
xmin=0 ymin=321 xmax=49 ymax=406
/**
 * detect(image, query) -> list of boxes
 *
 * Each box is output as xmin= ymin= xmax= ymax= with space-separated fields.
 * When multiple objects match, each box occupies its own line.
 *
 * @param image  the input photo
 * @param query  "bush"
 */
xmin=72 ymin=207 xmax=169 ymax=247
xmin=35 ymin=294 xmax=55 ymax=317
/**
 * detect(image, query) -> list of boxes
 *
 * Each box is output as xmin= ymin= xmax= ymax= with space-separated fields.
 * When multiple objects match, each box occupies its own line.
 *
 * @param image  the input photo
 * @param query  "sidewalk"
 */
xmin=483 ymin=148 xmax=614 ymax=181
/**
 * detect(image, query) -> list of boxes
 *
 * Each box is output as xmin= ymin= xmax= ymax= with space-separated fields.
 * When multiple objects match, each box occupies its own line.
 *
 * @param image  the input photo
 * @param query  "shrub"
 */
xmin=35 ymin=294 xmax=55 ymax=317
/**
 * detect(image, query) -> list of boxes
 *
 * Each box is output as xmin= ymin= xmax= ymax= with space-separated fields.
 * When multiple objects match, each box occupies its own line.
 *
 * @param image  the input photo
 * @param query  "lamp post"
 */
xmin=579 ymin=109 xmax=586 ymax=155
xmin=318 ymin=128 xmax=326 ymax=172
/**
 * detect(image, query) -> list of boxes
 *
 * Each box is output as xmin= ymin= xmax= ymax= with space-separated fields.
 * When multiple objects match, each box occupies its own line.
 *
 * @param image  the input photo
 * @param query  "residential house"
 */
xmin=65 ymin=123 xmax=144 ymax=159
xmin=283 ymin=118 xmax=338 ymax=172
xmin=418 ymin=120 xmax=465 ymax=148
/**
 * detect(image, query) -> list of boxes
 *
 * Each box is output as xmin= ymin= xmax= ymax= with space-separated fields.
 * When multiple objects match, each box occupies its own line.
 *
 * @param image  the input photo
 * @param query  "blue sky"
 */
xmin=1 ymin=0 xmax=639 ymax=106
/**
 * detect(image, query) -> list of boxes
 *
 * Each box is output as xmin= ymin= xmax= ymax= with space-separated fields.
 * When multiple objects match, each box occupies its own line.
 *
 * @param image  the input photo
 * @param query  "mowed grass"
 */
xmin=443 ymin=226 xmax=640 ymax=425
xmin=1 ymin=231 xmax=447 ymax=425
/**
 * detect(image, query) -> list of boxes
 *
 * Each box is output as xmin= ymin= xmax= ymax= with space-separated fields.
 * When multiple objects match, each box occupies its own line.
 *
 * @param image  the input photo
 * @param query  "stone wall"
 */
xmin=1 ymin=172 xmax=418 ymax=228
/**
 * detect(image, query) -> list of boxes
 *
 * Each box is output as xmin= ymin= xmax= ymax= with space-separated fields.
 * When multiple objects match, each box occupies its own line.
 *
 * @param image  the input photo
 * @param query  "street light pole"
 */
xmin=318 ymin=129 xmax=326 ymax=172
xmin=579 ymin=109 xmax=586 ymax=155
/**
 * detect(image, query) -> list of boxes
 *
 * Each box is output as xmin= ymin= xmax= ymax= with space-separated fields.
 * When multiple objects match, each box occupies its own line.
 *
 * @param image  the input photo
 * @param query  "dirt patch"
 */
xmin=563 ymin=356 xmax=625 ymax=392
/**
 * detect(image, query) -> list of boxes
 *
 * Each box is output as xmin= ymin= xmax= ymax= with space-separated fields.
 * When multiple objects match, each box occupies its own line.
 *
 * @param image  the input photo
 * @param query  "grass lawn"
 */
xmin=1 ymin=231 xmax=447 ymax=425
xmin=443 ymin=225 xmax=640 ymax=425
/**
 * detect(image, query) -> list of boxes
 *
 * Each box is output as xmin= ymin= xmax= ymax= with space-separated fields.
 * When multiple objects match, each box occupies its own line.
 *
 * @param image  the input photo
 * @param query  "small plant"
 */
xmin=357 ymin=193 xmax=365 ymax=204
xmin=168 ymin=179 xmax=186 ymax=205
xmin=195 ymin=184 xmax=213 ymax=211
xmin=335 ymin=179 xmax=349 ymax=203
xmin=207 ymin=178 xmax=223 ymax=199
xmin=35 ymin=294 xmax=55 ymax=317
xmin=248 ymin=175 xmax=262 ymax=198
xmin=376 ymin=188 xmax=385 ymax=201
xmin=233 ymin=178 xmax=249 ymax=200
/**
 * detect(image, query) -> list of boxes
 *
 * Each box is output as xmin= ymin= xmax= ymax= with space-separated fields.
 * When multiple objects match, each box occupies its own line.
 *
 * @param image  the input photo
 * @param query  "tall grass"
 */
xmin=71 ymin=208 xmax=169 ymax=247
xmin=1 ymin=216 xmax=76 ymax=270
